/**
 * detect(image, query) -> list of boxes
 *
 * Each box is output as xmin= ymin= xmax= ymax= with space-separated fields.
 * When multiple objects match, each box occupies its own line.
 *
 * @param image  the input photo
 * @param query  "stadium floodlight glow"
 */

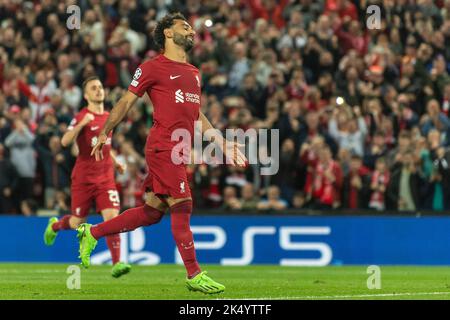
xmin=205 ymin=19 xmax=213 ymax=28
xmin=336 ymin=97 xmax=344 ymax=105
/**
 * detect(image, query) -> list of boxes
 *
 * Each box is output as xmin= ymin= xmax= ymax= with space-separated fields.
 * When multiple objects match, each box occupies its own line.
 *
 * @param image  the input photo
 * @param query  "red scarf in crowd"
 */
xmin=369 ymin=170 xmax=390 ymax=210
xmin=312 ymin=160 xmax=343 ymax=206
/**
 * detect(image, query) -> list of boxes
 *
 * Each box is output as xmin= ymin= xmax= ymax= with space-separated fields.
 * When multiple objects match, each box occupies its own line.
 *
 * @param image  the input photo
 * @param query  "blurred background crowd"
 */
xmin=1 ymin=0 xmax=450 ymax=215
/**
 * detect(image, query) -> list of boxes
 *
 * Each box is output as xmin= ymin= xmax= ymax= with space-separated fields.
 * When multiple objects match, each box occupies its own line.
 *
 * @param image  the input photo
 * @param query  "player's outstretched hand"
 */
xmin=223 ymin=141 xmax=247 ymax=167
xmin=91 ymin=132 xmax=107 ymax=161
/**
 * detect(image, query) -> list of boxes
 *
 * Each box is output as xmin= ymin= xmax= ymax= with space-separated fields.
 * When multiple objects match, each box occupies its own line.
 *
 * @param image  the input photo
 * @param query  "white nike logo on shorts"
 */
xmin=170 ymin=75 xmax=181 ymax=80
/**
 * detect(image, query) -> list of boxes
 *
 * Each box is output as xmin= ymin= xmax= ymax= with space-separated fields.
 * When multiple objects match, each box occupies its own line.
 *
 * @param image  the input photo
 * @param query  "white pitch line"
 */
xmin=226 ymin=292 xmax=450 ymax=300
xmin=0 ymin=270 xmax=62 ymax=273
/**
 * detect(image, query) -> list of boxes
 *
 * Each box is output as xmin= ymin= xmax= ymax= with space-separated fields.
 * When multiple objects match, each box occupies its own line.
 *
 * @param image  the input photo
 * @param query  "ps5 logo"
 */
xmin=174 ymin=226 xmax=332 ymax=266
xmin=92 ymin=225 xmax=332 ymax=267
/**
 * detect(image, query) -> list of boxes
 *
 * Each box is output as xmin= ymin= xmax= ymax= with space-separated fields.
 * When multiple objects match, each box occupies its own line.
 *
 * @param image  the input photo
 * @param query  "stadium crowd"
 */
xmin=1 ymin=0 xmax=450 ymax=215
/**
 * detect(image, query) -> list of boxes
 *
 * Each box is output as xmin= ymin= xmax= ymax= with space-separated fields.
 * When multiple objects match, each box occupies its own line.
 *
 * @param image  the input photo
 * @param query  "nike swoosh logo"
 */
xmin=91 ymin=126 xmax=99 ymax=131
xmin=170 ymin=75 xmax=181 ymax=80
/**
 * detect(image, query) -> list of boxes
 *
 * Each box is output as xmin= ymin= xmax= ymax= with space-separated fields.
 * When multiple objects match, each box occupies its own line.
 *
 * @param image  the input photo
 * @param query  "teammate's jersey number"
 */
xmin=108 ymin=190 xmax=120 ymax=206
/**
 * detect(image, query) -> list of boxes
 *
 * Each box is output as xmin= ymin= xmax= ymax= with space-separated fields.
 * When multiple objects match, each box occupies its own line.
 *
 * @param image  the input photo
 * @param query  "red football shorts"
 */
xmin=143 ymin=149 xmax=191 ymax=199
xmin=71 ymin=180 xmax=120 ymax=218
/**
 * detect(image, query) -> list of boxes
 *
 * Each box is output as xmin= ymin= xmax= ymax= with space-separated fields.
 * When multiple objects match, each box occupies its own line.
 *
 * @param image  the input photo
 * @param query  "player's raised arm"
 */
xmin=61 ymin=113 xmax=94 ymax=147
xmin=91 ymin=90 xmax=138 ymax=161
xmin=198 ymin=111 xmax=247 ymax=167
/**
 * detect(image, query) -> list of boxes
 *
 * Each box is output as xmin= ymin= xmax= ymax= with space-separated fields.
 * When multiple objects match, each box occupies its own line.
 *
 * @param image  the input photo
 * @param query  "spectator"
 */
xmin=278 ymin=101 xmax=302 ymax=145
xmin=239 ymin=73 xmax=267 ymax=119
xmin=333 ymin=17 xmax=368 ymax=55
xmin=325 ymin=0 xmax=358 ymax=21
xmin=363 ymin=130 xmax=388 ymax=170
xmin=420 ymin=99 xmax=450 ymax=145
xmin=4 ymin=119 xmax=36 ymax=213
xmin=0 ymin=143 xmax=18 ymax=213
xmin=300 ymin=135 xmax=324 ymax=201
xmin=204 ymin=166 xmax=224 ymax=208
xmin=247 ymin=0 xmax=289 ymax=29
xmin=341 ymin=154 xmax=371 ymax=209
xmin=221 ymin=186 xmax=241 ymax=211
xmin=0 ymin=114 xmax=12 ymax=143
xmin=223 ymin=165 xmax=249 ymax=194
xmin=368 ymin=157 xmax=390 ymax=211
xmin=328 ymin=106 xmax=367 ymax=157
xmin=422 ymin=147 xmax=450 ymax=210
xmin=240 ymin=183 xmax=259 ymax=210
xmin=79 ymin=8 xmax=106 ymax=52
xmin=429 ymin=55 xmax=450 ymax=102
xmin=59 ymin=70 xmax=82 ymax=113
xmin=257 ymin=185 xmax=288 ymax=211
xmin=228 ymin=42 xmax=250 ymax=91
xmin=207 ymin=101 xmax=227 ymax=132
xmin=35 ymin=135 xmax=71 ymax=209
xmin=391 ymin=94 xmax=419 ymax=133
xmin=272 ymin=138 xmax=297 ymax=204
xmin=421 ymin=131 xmax=450 ymax=211
xmin=338 ymin=66 xmax=362 ymax=107
xmin=386 ymin=130 xmax=413 ymax=170
xmin=442 ymin=83 xmax=450 ymax=116
xmin=299 ymin=110 xmax=337 ymax=155
xmin=17 ymin=69 xmax=58 ymax=123
xmin=387 ymin=152 xmax=424 ymax=211
xmin=308 ymin=146 xmax=343 ymax=209
xmin=292 ymin=191 xmax=306 ymax=209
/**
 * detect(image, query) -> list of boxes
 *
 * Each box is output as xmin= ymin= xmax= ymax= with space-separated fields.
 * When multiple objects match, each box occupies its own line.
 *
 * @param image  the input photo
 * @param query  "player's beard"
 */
xmin=173 ymin=32 xmax=194 ymax=52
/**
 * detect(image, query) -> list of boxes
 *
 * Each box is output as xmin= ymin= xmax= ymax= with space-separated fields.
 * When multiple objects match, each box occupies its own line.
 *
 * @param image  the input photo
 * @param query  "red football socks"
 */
xmin=51 ymin=215 xmax=72 ymax=231
xmin=90 ymin=205 xmax=165 ymax=240
xmin=106 ymin=234 xmax=121 ymax=264
xmin=170 ymin=201 xmax=201 ymax=278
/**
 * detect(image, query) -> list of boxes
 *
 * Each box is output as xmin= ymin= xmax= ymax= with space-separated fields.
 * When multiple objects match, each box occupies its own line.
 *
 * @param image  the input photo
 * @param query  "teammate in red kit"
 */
xmin=43 ymin=76 xmax=131 ymax=278
xmin=76 ymin=13 xmax=247 ymax=294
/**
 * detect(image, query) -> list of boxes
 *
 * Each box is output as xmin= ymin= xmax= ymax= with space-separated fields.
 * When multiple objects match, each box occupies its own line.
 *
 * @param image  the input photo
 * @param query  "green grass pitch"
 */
xmin=1 ymin=264 xmax=450 ymax=300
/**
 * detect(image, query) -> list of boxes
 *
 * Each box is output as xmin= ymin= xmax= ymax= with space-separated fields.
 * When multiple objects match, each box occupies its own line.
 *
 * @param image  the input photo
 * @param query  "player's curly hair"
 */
xmin=153 ymin=12 xmax=187 ymax=50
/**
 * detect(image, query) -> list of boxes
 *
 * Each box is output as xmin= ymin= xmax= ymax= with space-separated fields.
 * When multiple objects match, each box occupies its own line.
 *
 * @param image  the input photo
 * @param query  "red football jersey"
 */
xmin=128 ymin=54 xmax=201 ymax=152
xmin=68 ymin=108 xmax=114 ymax=184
